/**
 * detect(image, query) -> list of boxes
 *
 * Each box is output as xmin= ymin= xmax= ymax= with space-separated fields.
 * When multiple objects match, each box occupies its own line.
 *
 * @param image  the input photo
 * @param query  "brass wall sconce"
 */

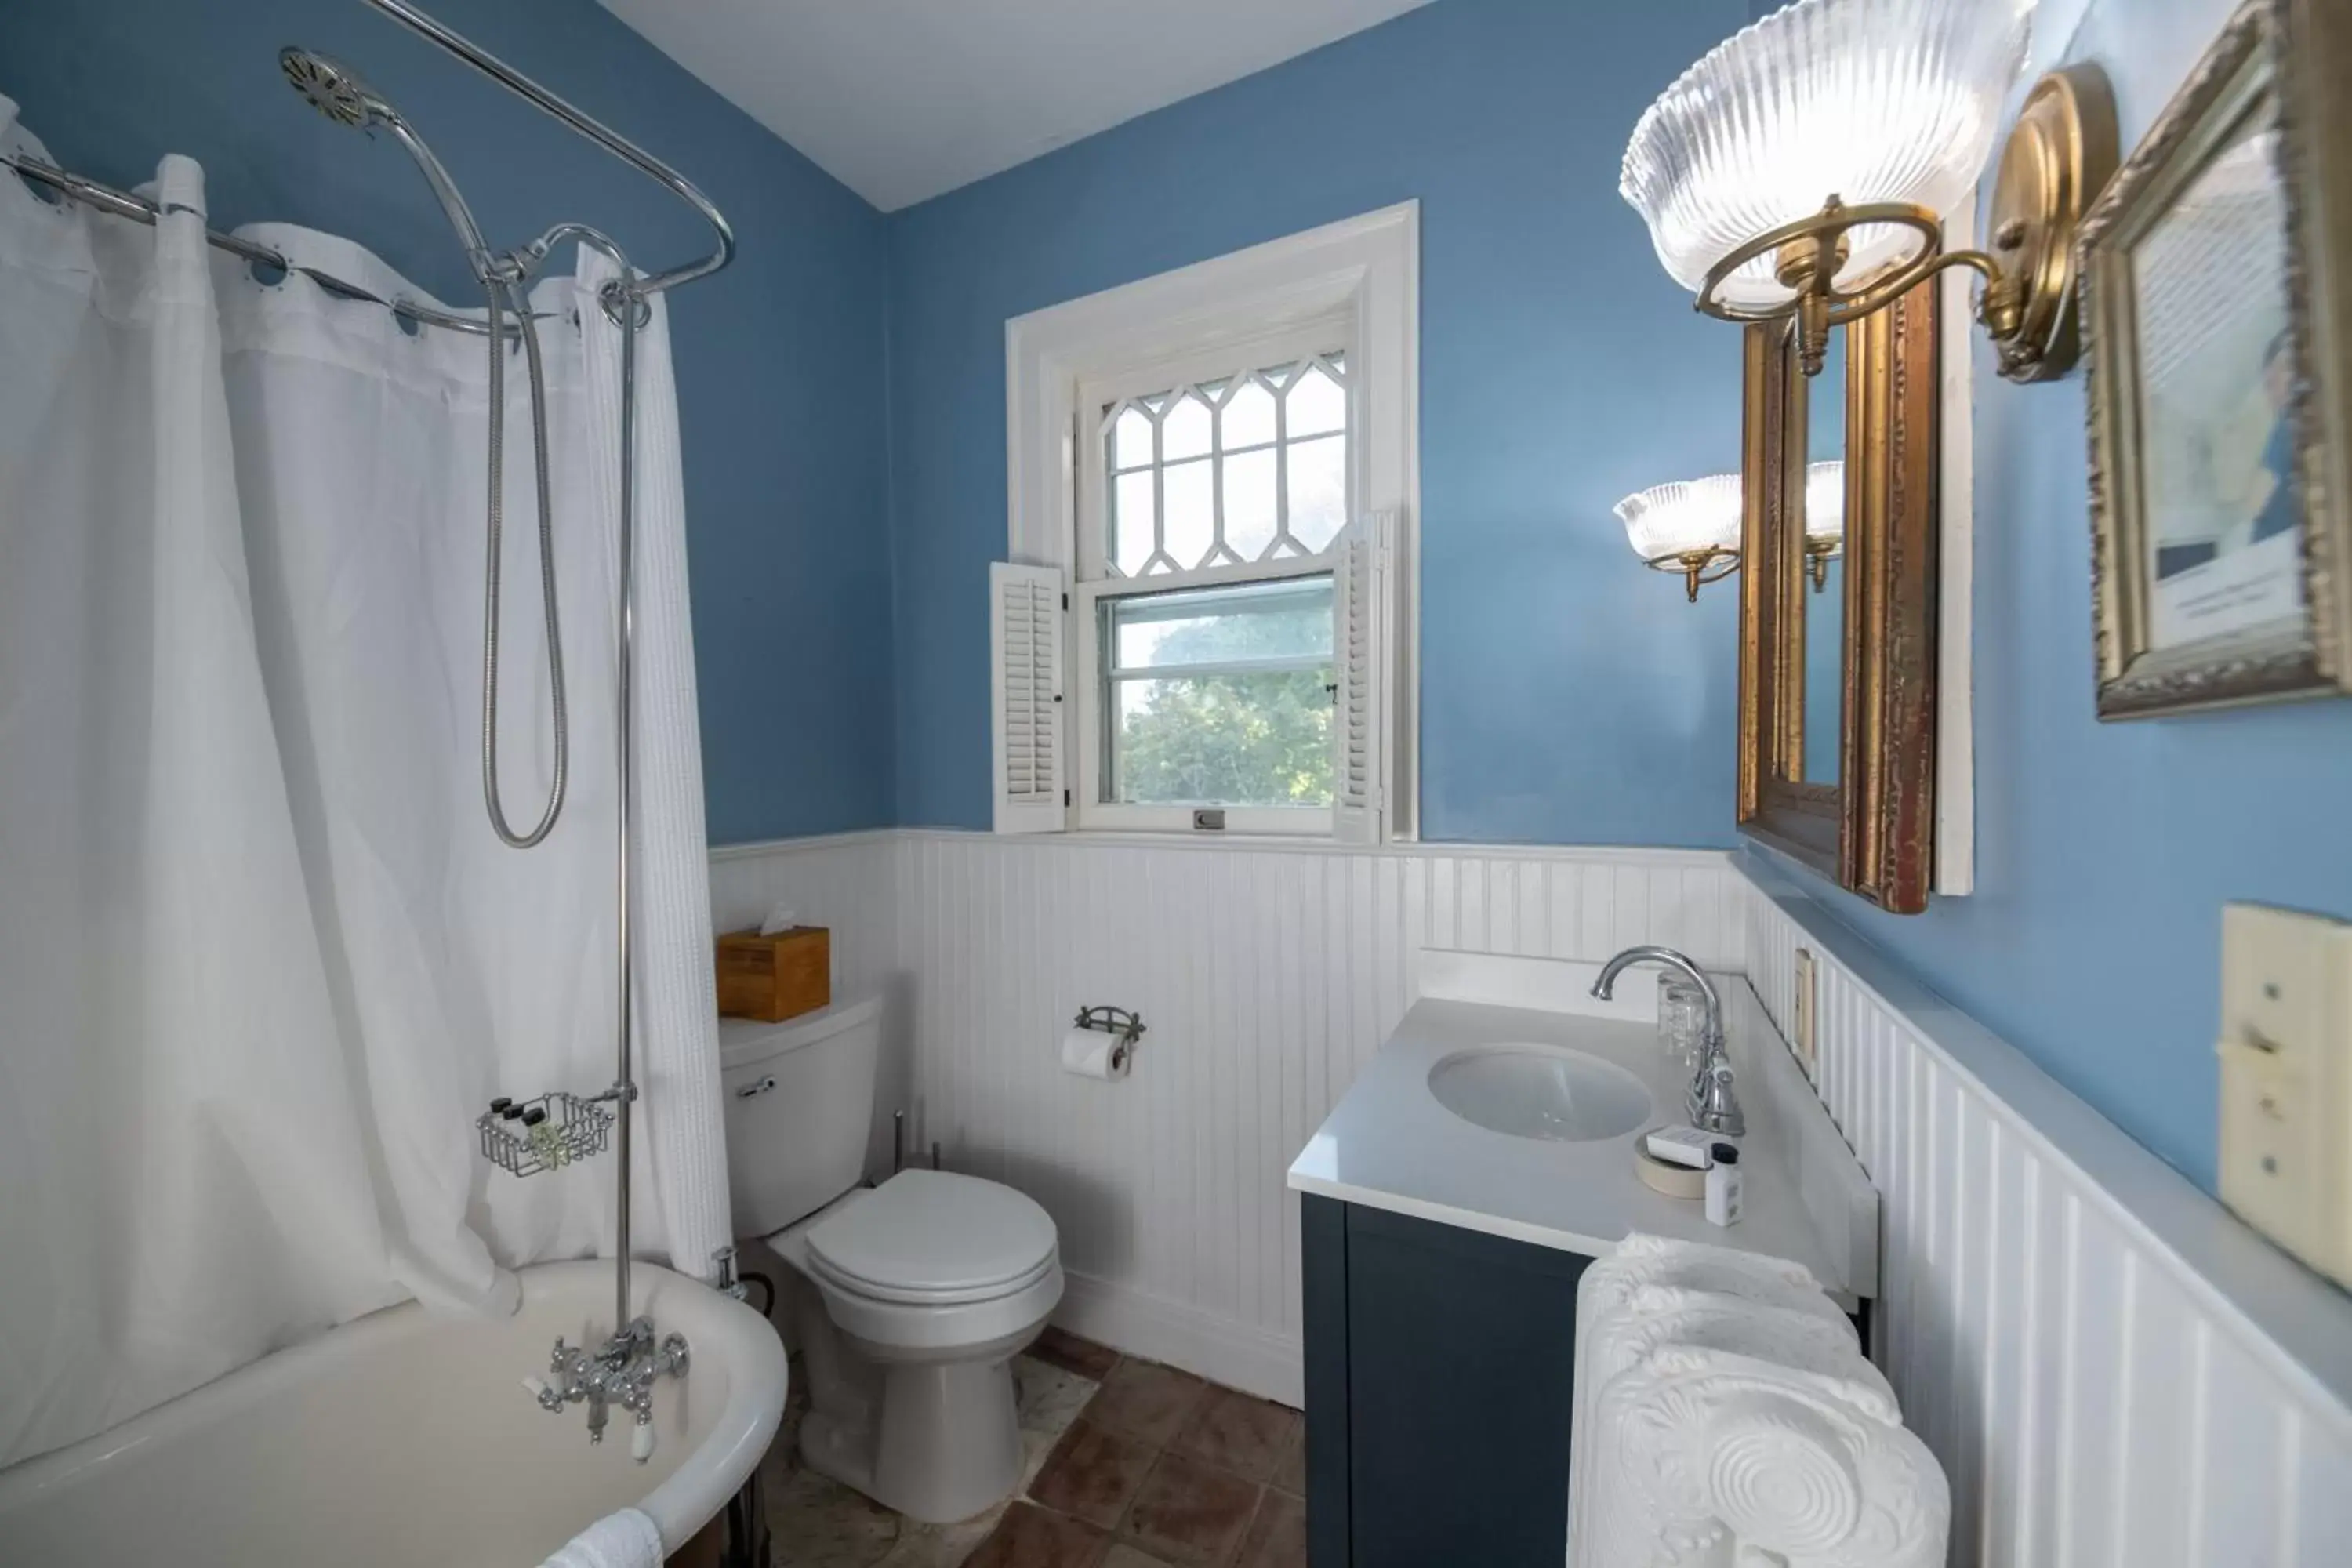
xmin=1614 ymin=474 xmax=1742 ymax=601
xmin=1623 ymin=0 xmax=2118 ymax=383
xmin=1800 ymin=459 xmax=1843 ymax=589
xmin=1653 ymin=546 xmax=1740 ymax=604
xmin=1617 ymin=461 xmax=1842 ymax=602
xmin=1804 ymin=536 xmax=1839 ymax=592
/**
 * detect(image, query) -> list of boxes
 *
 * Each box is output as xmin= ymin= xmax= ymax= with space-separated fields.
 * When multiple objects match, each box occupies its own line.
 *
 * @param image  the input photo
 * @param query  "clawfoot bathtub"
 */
xmin=0 ymin=1261 xmax=786 ymax=1566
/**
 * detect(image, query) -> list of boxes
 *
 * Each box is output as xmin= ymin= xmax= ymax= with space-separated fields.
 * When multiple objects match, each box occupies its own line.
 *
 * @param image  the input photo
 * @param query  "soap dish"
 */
xmin=1634 ymin=1138 xmax=1708 ymax=1200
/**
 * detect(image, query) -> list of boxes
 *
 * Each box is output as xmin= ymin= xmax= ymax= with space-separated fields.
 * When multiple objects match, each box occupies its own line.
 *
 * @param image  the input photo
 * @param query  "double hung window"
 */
xmin=991 ymin=205 xmax=1419 ymax=842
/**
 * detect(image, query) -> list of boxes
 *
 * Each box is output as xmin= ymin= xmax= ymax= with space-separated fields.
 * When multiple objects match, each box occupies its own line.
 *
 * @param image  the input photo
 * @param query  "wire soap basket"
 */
xmin=477 ymin=1091 xmax=615 ymax=1178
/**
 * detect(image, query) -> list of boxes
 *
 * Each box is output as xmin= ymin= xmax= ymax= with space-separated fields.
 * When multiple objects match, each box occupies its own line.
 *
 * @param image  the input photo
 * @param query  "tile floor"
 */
xmin=760 ymin=1327 xmax=1305 ymax=1568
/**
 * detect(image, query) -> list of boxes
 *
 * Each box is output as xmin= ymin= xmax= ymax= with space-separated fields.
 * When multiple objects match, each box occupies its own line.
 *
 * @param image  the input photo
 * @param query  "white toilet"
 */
xmin=720 ymin=996 xmax=1063 ymax=1523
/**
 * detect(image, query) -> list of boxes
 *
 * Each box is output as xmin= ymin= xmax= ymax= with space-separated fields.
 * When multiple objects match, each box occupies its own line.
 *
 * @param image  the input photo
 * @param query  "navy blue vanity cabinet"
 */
xmin=1301 ymin=1194 xmax=1592 ymax=1568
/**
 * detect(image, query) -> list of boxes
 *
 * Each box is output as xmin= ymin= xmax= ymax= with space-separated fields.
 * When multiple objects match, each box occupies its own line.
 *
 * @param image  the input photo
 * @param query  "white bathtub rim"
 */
xmin=0 ymin=1259 xmax=789 ymax=1554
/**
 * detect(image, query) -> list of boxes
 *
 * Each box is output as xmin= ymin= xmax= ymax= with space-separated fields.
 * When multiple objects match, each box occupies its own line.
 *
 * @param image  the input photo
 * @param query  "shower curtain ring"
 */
xmin=597 ymin=278 xmax=650 ymax=328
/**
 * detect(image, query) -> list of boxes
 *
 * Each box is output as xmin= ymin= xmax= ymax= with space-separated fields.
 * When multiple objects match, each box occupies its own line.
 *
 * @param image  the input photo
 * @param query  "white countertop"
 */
xmin=1286 ymin=953 xmax=1857 ymax=1303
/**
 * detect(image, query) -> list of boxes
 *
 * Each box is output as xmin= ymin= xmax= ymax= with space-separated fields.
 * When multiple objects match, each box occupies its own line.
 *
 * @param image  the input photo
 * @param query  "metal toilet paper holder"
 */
xmin=1073 ymin=1004 xmax=1147 ymax=1073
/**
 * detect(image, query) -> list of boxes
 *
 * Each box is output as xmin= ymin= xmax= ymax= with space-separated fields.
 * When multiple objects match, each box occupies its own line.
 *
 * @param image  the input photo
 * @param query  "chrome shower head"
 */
xmin=279 ymin=49 xmax=393 ymax=131
xmin=279 ymin=45 xmax=498 ymax=279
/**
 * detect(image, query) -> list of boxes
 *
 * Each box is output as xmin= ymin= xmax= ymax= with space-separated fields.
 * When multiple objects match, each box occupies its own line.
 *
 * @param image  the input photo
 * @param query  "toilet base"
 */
xmin=802 ymin=1349 xmax=1027 ymax=1524
xmin=763 ymin=1218 xmax=1055 ymax=1526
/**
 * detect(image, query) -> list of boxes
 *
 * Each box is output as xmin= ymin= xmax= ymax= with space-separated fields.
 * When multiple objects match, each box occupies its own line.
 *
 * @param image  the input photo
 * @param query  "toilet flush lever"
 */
xmin=735 ymin=1075 xmax=776 ymax=1099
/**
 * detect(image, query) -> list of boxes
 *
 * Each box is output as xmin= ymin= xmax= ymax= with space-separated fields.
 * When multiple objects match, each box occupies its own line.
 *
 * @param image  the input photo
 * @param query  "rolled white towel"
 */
xmin=541 ymin=1507 xmax=665 ymax=1568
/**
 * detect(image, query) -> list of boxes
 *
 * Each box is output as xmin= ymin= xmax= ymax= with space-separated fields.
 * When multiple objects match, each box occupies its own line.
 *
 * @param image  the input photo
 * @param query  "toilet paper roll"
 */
xmin=1060 ymin=1027 xmax=1131 ymax=1081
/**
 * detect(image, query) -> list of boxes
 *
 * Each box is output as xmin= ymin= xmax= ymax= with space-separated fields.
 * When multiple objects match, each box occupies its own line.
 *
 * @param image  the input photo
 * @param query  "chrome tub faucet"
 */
xmin=525 ymin=1316 xmax=690 ymax=1462
xmin=1591 ymin=944 xmax=1746 ymax=1139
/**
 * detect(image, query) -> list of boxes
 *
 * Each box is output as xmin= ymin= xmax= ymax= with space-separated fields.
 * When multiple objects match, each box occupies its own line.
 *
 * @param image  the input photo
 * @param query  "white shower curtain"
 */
xmin=0 ymin=101 xmax=728 ymax=1470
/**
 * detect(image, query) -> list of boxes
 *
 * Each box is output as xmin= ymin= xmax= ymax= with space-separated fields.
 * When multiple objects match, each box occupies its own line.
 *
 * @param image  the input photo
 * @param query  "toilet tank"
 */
xmin=720 ymin=994 xmax=883 ymax=1237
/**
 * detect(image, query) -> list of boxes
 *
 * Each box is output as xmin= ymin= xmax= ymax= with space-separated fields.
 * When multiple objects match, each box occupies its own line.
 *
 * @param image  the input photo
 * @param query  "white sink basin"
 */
xmin=1427 ymin=1044 xmax=1653 ymax=1144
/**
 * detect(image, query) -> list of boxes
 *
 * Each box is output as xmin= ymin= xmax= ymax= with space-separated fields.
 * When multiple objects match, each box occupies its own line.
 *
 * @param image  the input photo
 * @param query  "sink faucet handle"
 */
xmin=1690 ymin=1059 xmax=1747 ymax=1139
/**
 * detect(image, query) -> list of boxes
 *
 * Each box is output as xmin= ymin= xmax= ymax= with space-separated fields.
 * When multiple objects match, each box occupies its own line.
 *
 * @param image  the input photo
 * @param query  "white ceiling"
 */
xmin=597 ymin=0 xmax=1436 ymax=212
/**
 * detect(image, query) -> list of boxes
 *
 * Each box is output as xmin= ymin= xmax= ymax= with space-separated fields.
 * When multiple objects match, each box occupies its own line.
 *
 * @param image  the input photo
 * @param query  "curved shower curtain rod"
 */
xmin=0 ymin=0 xmax=734 ymax=335
xmin=364 ymin=0 xmax=735 ymax=299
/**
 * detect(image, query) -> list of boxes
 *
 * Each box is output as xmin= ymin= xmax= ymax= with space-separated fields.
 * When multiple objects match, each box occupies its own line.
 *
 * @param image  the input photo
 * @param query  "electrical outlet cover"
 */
xmin=2216 ymin=902 xmax=2352 ymax=1290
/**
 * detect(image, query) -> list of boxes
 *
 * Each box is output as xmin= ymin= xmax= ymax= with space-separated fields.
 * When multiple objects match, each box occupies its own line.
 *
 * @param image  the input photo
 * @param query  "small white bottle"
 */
xmin=1704 ymin=1142 xmax=1744 ymax=1227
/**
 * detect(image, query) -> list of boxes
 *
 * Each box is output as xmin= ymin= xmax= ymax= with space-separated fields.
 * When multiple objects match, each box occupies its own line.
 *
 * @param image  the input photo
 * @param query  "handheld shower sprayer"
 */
xmin=278 ymin=49 xmax=499 ymax=278
xmin=280 ymin=43 xmax=570 ymax=849
xmin=278 ymin=48 xmax=386 ymax=129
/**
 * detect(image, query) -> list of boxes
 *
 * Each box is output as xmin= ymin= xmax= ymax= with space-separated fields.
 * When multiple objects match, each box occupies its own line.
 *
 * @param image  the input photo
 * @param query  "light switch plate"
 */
xmin=2216 ymin=902 xmax=2352 ymax=1289
xmin=1793 ymin=947 xmax=1819 ymax=1081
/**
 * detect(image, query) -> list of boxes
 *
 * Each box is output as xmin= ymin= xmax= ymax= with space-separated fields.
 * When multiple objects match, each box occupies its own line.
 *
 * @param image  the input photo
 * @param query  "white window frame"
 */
xmin=1073 ymin=319 xmax=1352 ymax=834
xmin=1004 ymin=202 xmax=1421 ymax=840
xmin=1075 ymin=578 xmax=1341 ymax=835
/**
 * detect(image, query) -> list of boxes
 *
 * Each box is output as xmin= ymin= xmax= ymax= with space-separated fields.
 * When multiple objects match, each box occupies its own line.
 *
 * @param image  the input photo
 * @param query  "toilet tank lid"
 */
xmin=718 ymin=994 xmax=882 ymax=1071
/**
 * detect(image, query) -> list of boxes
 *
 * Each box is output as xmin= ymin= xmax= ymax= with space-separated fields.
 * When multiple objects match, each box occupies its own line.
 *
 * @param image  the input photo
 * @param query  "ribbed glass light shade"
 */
xmin=1805 ymin=461 xmax=1845 ymax=548
xmin=1615 ymin=474 xmax=1743 ymax=564
xmin=1621 ymin=0 xmax=2034 ymax=311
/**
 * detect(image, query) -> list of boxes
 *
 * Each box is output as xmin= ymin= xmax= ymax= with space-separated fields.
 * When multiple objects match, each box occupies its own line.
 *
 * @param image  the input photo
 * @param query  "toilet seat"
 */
xmin=785 ymin=1170 xmax=1065 ymax=1357
xmin=808 ymin=1247 xmax=1060 ymax=1308
xmin=805 ymin=1169 xmax=1058 ymax=1305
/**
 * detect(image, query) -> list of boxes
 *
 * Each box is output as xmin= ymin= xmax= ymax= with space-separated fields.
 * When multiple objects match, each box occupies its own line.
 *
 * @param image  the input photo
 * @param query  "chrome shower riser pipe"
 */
xmin=610 ymin=243 xmax=641 ymax=1338
xmin=530 ymin=225 xmax=645 ymax=1338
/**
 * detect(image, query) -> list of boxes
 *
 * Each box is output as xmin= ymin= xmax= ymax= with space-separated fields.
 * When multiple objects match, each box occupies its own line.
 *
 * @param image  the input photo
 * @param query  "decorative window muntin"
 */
xmin=1100 ymin=351 xmax=1351 ymax=579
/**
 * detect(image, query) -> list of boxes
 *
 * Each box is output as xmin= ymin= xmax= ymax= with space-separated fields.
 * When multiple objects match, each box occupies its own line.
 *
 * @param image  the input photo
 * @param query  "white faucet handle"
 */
xmin=630 ymin=1417 xmax=655 ymax=1463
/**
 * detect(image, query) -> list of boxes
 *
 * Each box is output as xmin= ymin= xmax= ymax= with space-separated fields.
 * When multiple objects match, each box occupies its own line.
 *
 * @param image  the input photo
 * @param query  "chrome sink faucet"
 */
xmin=525 ymin=1316 xmax=690 ymax=1462
xmin=1591 ymin=945 xmax=1746 ymax=1139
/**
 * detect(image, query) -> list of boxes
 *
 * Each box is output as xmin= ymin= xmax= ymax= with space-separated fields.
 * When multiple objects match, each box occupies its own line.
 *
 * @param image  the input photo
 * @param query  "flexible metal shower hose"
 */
xmin=480 ymin=274 xmax=568 ymax=848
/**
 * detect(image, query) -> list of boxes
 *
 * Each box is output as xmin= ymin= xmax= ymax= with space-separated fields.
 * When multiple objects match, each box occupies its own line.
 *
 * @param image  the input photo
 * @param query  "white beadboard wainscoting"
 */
xmin=710 ymin=828 xmax=2352 ymax=1562
xmin=708 ymin=830 xmax=909 ymax=1181
xmin=1739 ymin=851 xmax=2352 ymax=1568
xmin=710 ymin=829 xmax=1744 ymax=1403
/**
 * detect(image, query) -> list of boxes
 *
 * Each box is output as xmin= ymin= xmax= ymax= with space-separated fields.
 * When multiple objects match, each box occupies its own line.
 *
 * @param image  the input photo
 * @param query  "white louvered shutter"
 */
xmin=990 ymin=561 xmax=1067 ymax=833
xmin=1331 ymin=510 xmax=1391 ymax=845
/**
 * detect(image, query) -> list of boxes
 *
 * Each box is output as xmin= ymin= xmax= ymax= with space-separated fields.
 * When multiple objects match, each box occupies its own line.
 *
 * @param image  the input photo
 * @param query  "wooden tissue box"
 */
xmin=714 ymin=925 xmax=829 ymax=1022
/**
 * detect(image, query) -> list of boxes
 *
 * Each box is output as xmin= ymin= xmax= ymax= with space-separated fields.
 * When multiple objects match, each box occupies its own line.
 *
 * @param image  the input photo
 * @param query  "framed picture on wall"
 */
xmin=2079 ymin=0 xmax=2352 ymax=717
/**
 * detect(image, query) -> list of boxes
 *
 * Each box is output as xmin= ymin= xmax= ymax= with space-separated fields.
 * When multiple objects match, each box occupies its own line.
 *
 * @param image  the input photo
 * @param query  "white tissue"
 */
xmin=1060 ymin=1026 xmax=1131 ymax=1080
xmin=757 ymin=902 xmax=799 ymax=937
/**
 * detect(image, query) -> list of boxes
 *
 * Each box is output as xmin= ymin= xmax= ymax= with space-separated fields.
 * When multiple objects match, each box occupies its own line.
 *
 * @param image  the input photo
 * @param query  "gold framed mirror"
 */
xmin=1737 ymin=270 xmax=1941 ymax=914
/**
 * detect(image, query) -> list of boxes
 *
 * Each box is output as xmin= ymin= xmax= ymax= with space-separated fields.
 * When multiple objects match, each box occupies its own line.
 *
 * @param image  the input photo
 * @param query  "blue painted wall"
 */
xmin=883 ymin=0 xmax=1752 ymax=837
xmin=1774 ymin=0 xmax=2352 ymax=1192
xmin=0 ymin=0 xmax=896 ymax=844
xmin=19 ymin=0 xmax=2340 ymax=1192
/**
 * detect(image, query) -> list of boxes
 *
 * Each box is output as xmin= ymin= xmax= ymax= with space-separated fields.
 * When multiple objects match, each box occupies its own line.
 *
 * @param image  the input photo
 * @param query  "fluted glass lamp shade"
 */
xmin=1615 ymin=474 xmax=1743 ymax=601
xmin=1804 ymin=461 xmax=1846 ymax=551
xmin=1621 ymin=0 xmax=2034 ymax=314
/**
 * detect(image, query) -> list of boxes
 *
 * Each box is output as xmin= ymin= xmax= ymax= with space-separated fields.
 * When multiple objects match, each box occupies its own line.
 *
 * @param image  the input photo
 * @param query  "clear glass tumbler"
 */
xmin=1657 ymin=973 xmax=1708 ymax=1079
